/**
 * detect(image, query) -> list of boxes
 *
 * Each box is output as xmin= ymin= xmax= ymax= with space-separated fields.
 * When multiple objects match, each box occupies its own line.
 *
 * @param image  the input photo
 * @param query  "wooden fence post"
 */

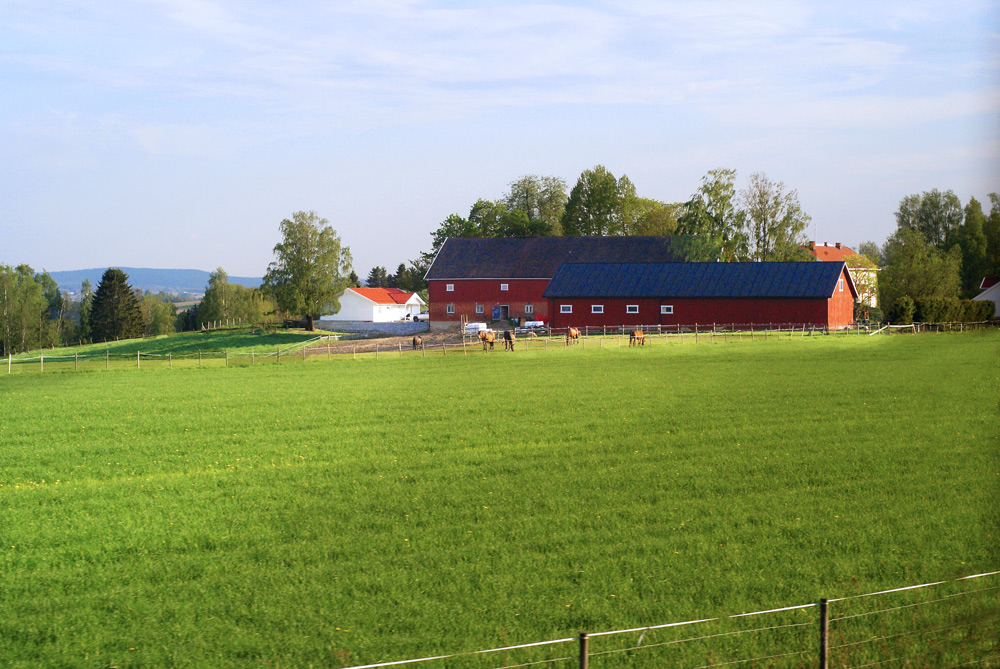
xmin=75 ymin=352 xmax=78 ymax=371
xmin=106 ymin=350 xmax=109 ymax=370
xmin=819 ymin=598 xmax=829 ymax=669
xmin=137 ymin=350 xmax=140 ymax=369
xmin=442 ymin=343 xmax=446 ymax=356
xmin=226 ymin=349 xmax=229 ymax=367
xmin=398 ymin=342 xmax=402 ymax=358
xmin=40 ymin=355 xmax=43 ymax=373
xmin=579 ymin=632 xmax=589 ymax=669
xmin=251 ymin=349 xmax=254 ymax=365
xmin=8 ymin=353 xmax=11 ymax=375
xmin=169 ymin=353 xmax=172 ymax=368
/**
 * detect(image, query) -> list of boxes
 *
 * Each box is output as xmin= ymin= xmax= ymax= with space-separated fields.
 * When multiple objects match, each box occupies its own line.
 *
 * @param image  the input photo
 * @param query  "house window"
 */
xmin=560 ymin=304 xmax=572 ymax=314
xmin=475 ymin=305 xmax=484 ymax=314
xmin=500 ymin=283 xmax=508 ymax=291
xmin=838 ymin=278 xmax=844 ymax=292
xmin=660 ymin=305 xmax=674 ymax=315
xmin=591 ymin=304 xmax=604 ymax=314
xmin=446 ymin=284 xmax=454 ymax=292
xmin=626 ymin=305 xmax=639 ymax=314
xmin=446 ymin=304 xmax=455 ymax=314
xmin=524 ymin=304 xmax=534 ymax=314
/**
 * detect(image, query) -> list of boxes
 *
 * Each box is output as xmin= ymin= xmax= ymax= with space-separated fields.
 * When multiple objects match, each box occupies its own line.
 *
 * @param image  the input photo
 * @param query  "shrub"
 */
xmin=890 ymin=296 xmax=915 ymax=324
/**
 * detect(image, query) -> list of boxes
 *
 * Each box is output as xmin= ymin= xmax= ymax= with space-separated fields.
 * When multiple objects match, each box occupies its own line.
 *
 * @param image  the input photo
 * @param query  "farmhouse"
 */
xmin=543 ymin=261 xmax=858 ymax=329
xmin=973 ymin=277 xmax=1000 ymax=318
xmin=424 ymin=236 xmax=681 ymax=329
xmin=320 ymin=287 xmax=425 ymax=323
xmin=804 ymin=241 xmax=878 ymax=307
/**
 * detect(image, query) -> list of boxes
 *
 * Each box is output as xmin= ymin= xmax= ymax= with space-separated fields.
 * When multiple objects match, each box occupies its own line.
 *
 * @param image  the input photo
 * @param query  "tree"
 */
xmin=90 ymin=268 xmax=144 ymax=342
xmin=366 ymin=266 xmax=390 ymax=288
xmin=348 ymin=271 xmax=362 ymax=288
xmin=629 ymin=199 xmax=681 ymax=236
xmin=198 ymin=268 xmax=231 ymax=326
xmin=844 ymin=253 xmax=879 ymax=308
xmin=262 ymin=211 xmax=353 ymax=330
xmin=952 ymin=197 xmax=989 ymax=296
xmin=561 ymin=165 xmax=637 ymax=236
xmin=985 ymin=193 xmax=1000 ymax=278
xmin=895 ymin=189 xmax=964 ymax=249
xmin=676 ymin=168 xmax=747 ymax=261
xmin=140 ymin=294 xmax=177 ymax=336
xmin=856 ymin=241 xmax=882 ymax=266
xmin=740 ymin=172 xmax=811 ymax=262
xmin=879 ymin=229 xmax=961 ymax=321
xmin=504 ymin=175 xmax=568 ymax=235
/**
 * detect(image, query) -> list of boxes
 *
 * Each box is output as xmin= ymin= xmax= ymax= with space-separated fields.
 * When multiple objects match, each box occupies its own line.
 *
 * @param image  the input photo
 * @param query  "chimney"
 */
xmin=808 ymin=241 xmax=815 ymax=251
xmin=836 ymin=242 xmax=841 ymax=249
xmin=824 ymin=242 xmax=828 ymax=247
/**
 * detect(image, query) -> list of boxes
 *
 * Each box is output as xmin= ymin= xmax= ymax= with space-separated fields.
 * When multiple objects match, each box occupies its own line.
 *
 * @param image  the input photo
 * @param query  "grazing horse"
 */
xmin=479 ymin=330 xmax=495 ymax=352
xmin=629 ymin=330 xmax=645 ymax=346
xmin=502 ymin=330 xmax=515 ymax=351
xmin=412 ymin=335 xmax=423 ymax=350
xmin=566 ymin=327 xmax=580 ymax=344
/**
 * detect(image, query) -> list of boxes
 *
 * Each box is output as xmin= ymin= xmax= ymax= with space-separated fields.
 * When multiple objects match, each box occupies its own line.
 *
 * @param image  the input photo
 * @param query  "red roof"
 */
xmin=981 ymin=277 xmax=1000 ymax=290
xmin=805 ymin=242 xmax=858 ymax=262
xmin=350 ymin=287 xmax=416 ymax=305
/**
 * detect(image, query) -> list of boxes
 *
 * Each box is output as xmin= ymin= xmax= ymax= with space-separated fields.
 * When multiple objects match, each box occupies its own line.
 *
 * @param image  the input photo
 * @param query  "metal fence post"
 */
xmin=819 ymin=598 xmax=829 ymax=669
xmin=579 ymin=632 xmax=589 ymax=669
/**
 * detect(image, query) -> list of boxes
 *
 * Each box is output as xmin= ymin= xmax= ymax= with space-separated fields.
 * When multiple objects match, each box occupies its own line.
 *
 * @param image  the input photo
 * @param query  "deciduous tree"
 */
xmin=263 ymin=211 xmax=353 ymax=330
xmin=879 ymin=229 xmax=961 ymax=321
xmin=895 ymin=189 xmax=963 ymax=249
xmin=676 ymin=168 xmax=747 ymax=261
xmin=740 ymin=172 xmax=811 ymax=262
xmin=561 ymin=165 xmax=637 ymax=236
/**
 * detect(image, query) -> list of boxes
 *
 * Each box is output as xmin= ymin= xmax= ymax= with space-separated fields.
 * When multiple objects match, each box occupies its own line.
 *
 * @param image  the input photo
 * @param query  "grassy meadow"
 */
xmin=0 ymin=331 xmax=997 ymax=667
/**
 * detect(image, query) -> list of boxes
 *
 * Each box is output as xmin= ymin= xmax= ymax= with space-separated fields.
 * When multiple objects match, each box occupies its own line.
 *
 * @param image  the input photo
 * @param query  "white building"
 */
xmin=320 ymin=287 xmax=426 ymax=323
xmin=973 ymin=278 xmax=1000 ymax=318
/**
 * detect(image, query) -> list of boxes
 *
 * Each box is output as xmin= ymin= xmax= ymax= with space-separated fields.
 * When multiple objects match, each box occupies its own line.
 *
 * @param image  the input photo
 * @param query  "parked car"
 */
xmin=413 ymin=311 xmax=430 ymax=322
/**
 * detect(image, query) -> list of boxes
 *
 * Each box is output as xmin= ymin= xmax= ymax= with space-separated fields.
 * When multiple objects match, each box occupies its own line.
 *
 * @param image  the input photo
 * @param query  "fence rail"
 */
xmin=5 ymin=320 xmax=997 ymax=374
xmin=334 ymin=572 xmax=998 ymax=669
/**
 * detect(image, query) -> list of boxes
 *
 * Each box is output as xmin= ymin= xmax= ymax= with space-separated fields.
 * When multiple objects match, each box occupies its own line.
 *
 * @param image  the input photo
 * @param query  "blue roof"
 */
xmin=542 ymin=262 xmax=855 ymax=299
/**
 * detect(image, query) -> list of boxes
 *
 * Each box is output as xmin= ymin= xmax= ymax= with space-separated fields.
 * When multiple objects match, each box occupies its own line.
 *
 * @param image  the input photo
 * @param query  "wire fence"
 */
xmin=5 ymin=319 xmax=997 ymax=374
xmin=332 ymin=572 xmax=998 ymax=669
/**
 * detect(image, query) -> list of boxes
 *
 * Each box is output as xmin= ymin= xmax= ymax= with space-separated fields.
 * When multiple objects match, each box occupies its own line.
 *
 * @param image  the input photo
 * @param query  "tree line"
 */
xmin=855 ymin=190 xmax=1000 ymax=323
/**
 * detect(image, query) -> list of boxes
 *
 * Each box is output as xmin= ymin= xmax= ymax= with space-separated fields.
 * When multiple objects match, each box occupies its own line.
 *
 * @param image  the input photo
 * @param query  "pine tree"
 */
xmin=90 ymin=268 xmax=144 ymax=342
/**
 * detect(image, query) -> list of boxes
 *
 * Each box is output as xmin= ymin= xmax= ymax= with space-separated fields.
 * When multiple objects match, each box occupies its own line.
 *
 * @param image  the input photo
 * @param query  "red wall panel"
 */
xmin=548 ymin=297 xmax=839 ymax=329
xmin=428 ymin=279 xmax=550 ymax=323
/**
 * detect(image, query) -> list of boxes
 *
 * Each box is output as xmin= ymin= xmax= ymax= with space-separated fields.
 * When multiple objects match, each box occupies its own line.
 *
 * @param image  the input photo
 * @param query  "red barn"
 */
xmin=543 ymin=262 xmax=858 ymax=330
xmin=424 ymin=237 xmax=681 ymax=330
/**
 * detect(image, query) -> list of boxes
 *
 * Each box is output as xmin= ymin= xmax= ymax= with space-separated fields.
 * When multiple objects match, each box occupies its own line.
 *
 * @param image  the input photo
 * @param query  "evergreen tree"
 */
xmin=90 ymin=268 xmax=144 ymax=342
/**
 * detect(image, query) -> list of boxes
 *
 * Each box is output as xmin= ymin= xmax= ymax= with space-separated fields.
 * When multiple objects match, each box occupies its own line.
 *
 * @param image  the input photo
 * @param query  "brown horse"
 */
xmin=412 ymin=335 xmax=423 ymax=350
xmin=479 ymin=330 xmax=495 ymax=352
xmin=502 ymin=330 xmax=515 ymax=351
xmin=629 ymin=330 xmax=645 ymax=346
xmin=566 ymin=327 xmax=580 ymax=344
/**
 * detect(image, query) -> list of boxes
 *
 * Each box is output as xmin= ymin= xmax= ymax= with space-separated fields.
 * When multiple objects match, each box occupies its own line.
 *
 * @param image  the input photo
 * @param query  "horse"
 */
xmin=629 ymin=330 xmax=645 ymax=346
xmin=412 ymin=335 xmax=423 ymax=350
xmin=479 ymin=330 xmax=495 ymax=352
xmin=566 ymin=327 xmax=580 ymax=344
xmin=502 ymin=330 xmax=515 ymax=351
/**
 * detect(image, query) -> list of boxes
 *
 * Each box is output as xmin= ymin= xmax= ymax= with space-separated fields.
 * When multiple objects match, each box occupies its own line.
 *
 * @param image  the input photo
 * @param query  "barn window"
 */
xmin=591 ymin=304 xmax=604 ymax=314
xmin=660 ymin=305 xmax=674 ymax=315
xmin=524 ymin=304 xmax=534 ymax=314
xmin=446 ymin=284 xmax=454 ymax=292
xmin=500 ymin=283 xmax=508 ymax=291
xmin=475 ymin=305 xmax=484 ymax=314
xmin=626 ymin=305 xmax=639 ymax=314
xmin=560 ymin=304 xmax=572 ymax=314
xmin=446 ymin=304 xmax=455 ymax=314
xmin=838 ymin=278 xmax=844 ymax=292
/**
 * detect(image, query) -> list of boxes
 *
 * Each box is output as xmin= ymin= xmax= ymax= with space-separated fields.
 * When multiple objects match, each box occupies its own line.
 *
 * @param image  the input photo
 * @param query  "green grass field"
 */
xmin=1 ymin=332 xmax=997 ymax=667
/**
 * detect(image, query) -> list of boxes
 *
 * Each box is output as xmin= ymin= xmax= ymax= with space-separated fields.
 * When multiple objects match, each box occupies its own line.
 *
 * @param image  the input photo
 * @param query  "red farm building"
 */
xmin=424 ymin=236 xmax=682 ymax=330
xmin=543 ymin=262 xmax=858 ymax=330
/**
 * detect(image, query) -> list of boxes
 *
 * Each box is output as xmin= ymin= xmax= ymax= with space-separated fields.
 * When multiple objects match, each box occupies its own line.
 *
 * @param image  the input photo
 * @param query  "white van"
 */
xmin=464 ymin=322 xmax=488 ymax=335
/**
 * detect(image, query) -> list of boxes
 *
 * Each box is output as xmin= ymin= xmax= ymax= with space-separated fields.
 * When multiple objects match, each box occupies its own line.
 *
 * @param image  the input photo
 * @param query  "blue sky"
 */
xmin=2 ymin=0 xmax=998 ymax=278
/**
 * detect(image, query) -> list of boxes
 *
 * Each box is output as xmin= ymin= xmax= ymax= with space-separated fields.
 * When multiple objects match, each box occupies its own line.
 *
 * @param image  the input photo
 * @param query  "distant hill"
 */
xmin=49 ymin=268 xmax=261 ymax=296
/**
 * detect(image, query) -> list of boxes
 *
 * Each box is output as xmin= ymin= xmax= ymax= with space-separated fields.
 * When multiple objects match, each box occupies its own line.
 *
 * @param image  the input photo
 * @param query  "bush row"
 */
xmin=888 ymin=297 xmax=995 ymax=324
